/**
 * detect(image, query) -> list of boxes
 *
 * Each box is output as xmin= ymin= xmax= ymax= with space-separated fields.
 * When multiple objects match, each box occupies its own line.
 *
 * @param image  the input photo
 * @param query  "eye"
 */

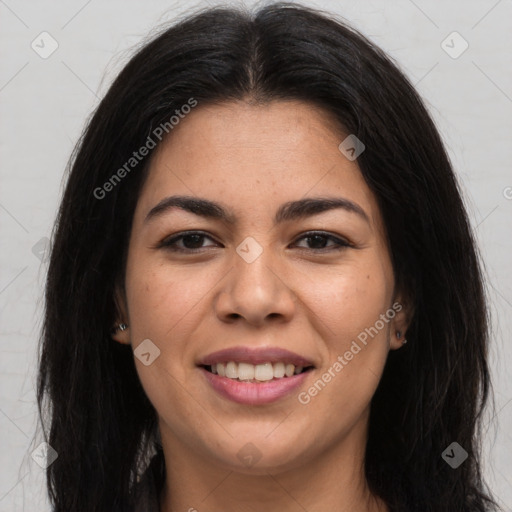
xmin=157 ymin=230 xmax=352 ymax=254
xmin=292 ymin=231 xmax=352 ymax=251
xmin=159 ymin=231 xmax=220 ymax=252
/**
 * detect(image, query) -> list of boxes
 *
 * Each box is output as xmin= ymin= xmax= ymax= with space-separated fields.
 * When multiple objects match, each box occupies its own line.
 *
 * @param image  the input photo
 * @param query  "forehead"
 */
xmin=155 ymin=99 xmax=347 ymax=164
xmin=134 ymin=100 xmax=381 ymax=230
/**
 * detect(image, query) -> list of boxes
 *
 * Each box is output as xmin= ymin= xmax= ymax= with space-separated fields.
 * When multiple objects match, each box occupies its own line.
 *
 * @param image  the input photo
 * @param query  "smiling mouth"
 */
xmin=201 ymin=362 xmax=314 ymax=382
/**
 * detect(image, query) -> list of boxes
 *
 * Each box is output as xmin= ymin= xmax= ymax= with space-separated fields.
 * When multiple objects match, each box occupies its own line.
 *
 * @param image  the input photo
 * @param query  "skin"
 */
xmin=112 ymin=99 xmax=411 ymax=512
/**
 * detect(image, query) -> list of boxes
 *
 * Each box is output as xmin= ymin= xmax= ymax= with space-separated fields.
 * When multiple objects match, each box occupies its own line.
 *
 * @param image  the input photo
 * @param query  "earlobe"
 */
xmin=111 ymin=286 xmax=130 ymax=345
xmin=111 ymin=322 xmax=131 ymax=345
xmin=390 ymin=293 xmax=414 ymax=350
xmin=395 ymin=329 xmax=407 ymax=346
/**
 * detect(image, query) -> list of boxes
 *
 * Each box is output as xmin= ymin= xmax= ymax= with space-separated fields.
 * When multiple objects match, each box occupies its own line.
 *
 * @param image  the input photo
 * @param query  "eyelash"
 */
xmin=158 ymin=230 xmax=353 ymax=253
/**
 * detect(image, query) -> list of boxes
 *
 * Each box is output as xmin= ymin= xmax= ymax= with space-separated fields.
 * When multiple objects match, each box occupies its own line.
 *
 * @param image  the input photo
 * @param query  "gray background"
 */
xmin=0 ymin=0 xmax=511 ymax=510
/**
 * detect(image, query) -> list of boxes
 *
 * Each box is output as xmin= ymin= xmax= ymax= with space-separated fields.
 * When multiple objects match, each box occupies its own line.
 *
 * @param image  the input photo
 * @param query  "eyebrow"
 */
xmin=144 ymin=195 xmax=370 ymax=225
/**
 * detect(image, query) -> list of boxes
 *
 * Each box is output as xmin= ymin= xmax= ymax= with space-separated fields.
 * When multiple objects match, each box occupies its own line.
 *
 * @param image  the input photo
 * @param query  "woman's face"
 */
xmin=114 ymin=99 xmax=409 ymax=474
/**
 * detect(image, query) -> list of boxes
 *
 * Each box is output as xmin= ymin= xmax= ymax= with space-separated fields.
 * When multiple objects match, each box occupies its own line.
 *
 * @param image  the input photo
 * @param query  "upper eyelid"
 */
xmin=162 ymin=230 xmax=218 ymax=244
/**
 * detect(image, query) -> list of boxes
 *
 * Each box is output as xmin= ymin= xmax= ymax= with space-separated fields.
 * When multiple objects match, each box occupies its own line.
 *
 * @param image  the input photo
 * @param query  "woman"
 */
xmin=37 ymin=2 xmax=501 ymax=511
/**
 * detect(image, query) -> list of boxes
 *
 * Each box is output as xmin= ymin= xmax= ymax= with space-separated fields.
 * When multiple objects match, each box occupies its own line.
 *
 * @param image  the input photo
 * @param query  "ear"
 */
xmin=389 ymin=290 xmax=414 ymax=351
xmin=111 ymin=285 xmax=131 ymax=345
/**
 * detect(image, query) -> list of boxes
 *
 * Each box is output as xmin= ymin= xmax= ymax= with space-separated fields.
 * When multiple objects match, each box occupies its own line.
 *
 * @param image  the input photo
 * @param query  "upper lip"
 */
xmin=198 ymin=346 xmax=315 ymax=367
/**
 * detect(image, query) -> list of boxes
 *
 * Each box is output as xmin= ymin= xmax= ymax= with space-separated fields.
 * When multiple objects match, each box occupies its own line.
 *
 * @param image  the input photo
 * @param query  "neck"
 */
xmin=158 ymin=412 xmax=388 ymax=512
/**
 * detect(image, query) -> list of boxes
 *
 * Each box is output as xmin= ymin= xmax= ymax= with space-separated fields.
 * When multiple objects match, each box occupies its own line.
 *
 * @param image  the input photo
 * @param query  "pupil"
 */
xmin=183 ymin=234 xmax=204 ymax=249
xmin=308 ymin=235 xmax=326 ymax=249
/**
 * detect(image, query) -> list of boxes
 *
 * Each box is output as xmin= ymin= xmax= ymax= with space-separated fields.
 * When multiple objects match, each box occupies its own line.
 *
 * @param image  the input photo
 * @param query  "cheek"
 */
xmin=126 ymin=261 xmax=213 ymax=337
xmin=297 ymin=258 xmax=392 ymax=411
xmin=123 ymin=261 xmax=204 ymax=391
xmin=300 ymin=258 xmax=392 ymax=340
xmin=124 ymin=263 xmax=211 ymax=425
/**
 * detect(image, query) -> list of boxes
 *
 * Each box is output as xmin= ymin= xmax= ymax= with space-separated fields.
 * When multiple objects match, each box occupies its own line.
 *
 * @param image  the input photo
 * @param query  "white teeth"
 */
xmin=211 ymin=361 xmax=309 ymax=381
xmin=225 ymin=361 xmax=237 ymax=379
xmin=273 ymin=362 xmax=285 ymax=378
xmin=237 ymin=362 xmax=255 ymax=381
xmin=254 ymin=363 xmax=274 ymax=381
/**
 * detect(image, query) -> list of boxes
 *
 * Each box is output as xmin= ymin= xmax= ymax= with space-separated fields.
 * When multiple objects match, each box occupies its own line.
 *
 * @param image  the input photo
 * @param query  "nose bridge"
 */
xmin=215 ymin=236 xmax=296 ymax=325
xmin=235 ymin=242 xmax=279 ymax=298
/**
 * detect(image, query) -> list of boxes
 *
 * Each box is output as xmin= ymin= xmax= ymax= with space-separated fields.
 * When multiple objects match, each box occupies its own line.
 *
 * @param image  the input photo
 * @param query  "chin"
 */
xmin=203 ymin=434 xmax=313 ymax=475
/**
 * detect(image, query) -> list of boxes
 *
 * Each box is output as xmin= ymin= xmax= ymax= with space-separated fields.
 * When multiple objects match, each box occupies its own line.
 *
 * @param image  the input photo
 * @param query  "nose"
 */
xmin=213 ymin=248 xmax=297 ymax=327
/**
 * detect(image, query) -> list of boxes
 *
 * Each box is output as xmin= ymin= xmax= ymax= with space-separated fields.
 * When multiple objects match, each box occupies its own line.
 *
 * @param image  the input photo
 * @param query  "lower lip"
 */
xmin=200 ymin=367 xmax=311 ymax=405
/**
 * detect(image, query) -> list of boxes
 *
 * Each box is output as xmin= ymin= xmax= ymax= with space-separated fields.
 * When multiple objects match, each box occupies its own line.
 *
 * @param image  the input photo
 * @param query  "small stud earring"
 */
xmin=111 ymin=323 xmax=128 ymax=334
xmin=396 ymin=330 xmax=407 ymax=345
